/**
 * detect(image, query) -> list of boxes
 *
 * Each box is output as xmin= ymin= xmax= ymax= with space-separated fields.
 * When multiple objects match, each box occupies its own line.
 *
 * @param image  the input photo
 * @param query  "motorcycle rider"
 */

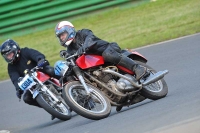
xmin=0 ymin=39 xmax=56 ymax=120
xmin=55 ymin=21 xmax=147 ymax=81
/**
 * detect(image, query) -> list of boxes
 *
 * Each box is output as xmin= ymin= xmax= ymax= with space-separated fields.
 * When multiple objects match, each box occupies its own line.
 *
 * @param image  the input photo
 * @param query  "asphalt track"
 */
xmin=0 ymin=33 xmax=200 ymax=133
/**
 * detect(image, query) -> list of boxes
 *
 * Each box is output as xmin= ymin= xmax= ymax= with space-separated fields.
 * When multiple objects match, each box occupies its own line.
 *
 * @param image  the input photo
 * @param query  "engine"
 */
xmin=92 ymin=67 xmax=136 ymax=92
xmin=88 ymin=66 xmax=144 ymax=105
xmin=116 ymin=74 xmax=137 ymax=92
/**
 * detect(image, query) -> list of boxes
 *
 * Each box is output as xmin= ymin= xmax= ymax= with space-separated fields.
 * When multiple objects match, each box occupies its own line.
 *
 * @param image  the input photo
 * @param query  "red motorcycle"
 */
xmin=18 ymin=66 xmax=71 ymax=121
xmin=55 ymin=49 xmax=168 ymax=120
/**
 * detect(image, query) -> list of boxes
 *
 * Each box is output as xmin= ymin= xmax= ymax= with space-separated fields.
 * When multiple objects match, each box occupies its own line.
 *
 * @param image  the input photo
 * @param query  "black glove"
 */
xmin=76 ymin=46 xmax=85 ymax=56
xmin=16 ymin=89 xmax=24 ymax=99
xmin=60 ymin=50 xmax=69 ymax=58
xmin=37 ymin=59 xmax=49 ymax=67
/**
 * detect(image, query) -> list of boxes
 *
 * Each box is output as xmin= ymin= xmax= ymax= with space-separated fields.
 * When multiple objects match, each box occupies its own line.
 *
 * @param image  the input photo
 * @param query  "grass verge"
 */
xmin=0 ymin=0 xmax=199 ymax=81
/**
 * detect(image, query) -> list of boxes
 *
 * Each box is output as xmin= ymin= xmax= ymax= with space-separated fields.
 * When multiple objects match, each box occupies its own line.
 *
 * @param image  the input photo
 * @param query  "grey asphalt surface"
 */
xmin=0 ymin=33 xmax=200 ymax=133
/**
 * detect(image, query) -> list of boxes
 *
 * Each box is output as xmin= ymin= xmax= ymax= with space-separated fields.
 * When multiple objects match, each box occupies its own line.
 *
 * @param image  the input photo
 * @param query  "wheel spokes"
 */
xmin=69 ymin=86 xmax=107 ymax=113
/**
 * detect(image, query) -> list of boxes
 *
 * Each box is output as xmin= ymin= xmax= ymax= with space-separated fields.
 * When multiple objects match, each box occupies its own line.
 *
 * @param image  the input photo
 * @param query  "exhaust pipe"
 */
xmin=103 ymin=69 xmax=142 ymax=88
xmin=102 ymin=69 xmax=168 ymax=88
xmin=142 ymin=70 xmax=169 ymax=86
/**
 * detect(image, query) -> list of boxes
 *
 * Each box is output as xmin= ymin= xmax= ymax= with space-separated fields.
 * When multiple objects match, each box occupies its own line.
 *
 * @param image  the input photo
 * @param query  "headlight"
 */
xmin=54 ymin=60 xmax=69 ymax=76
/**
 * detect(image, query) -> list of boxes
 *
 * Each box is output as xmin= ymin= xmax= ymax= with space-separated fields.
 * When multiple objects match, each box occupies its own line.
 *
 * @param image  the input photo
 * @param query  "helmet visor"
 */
xmin=2 ymin=50 xmax=15 ymax=63
xmin=57 ymin=31 xmax=69 ymax=44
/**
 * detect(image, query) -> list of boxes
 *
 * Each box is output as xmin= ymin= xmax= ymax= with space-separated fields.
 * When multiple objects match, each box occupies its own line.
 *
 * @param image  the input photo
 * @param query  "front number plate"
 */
xmin=18 ymin=75 xmax=36 ymax=91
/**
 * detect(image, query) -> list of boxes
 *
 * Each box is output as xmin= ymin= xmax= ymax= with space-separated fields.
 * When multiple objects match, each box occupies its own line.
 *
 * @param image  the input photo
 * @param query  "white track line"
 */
xmin=134 ymin=32 xmax=200 ymax=50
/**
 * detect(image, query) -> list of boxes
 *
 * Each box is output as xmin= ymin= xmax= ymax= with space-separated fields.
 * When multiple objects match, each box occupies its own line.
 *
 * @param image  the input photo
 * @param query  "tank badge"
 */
xmin=27 ymin=60 xmax=31 ymax=65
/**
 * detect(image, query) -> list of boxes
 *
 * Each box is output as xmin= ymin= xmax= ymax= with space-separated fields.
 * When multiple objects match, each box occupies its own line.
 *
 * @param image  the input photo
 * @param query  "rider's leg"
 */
xmin=102 ymin=43 xmax=146 ymax=80
xmin=117 ymin=55 xmax=146 ymax=80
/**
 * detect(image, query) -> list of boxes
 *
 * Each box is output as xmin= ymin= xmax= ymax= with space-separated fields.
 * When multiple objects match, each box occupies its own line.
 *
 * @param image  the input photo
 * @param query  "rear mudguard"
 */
xmin=121 ymin=49 xmax=147 ymax=63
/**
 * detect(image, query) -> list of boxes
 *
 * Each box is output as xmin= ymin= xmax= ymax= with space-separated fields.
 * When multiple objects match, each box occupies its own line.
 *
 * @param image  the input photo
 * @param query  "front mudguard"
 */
xmin=121 ymin=49 xmax=147 ymax=63
xmin=32 ymin=90 xmax=39 ymax=99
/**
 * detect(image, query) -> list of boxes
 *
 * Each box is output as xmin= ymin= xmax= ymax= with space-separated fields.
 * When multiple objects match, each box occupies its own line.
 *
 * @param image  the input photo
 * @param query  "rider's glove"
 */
xmin=76 ymin=46 xmax=85 ymax=56
xmin=60 ymin=50 xmax=69 ymax=58
xmin=37 ymin=58 xmax=49 ymax=67
xmin=16 ymin=89 xmax=23 ymax=99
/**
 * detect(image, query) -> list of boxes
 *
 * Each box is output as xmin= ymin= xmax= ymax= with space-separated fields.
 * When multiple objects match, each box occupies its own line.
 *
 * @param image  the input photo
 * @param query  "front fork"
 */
xmin=73 ymin=65 xmax=91 ymax=95
xmin=31 ymin=75 xmax=60 ymax=103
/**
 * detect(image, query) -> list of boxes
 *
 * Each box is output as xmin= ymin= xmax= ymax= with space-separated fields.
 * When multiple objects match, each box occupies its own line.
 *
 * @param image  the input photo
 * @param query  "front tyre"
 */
xmin=36 ymin=93 xmax=71 ymax=121
xmin=136 ymin=61 xmax=168 ymax=100
xmin=62 ymin=81 xmax=111 ymax=120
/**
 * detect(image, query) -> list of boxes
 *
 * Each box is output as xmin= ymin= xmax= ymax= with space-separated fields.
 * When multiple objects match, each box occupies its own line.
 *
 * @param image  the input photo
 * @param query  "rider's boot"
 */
xmin=116 ymin=106 xmax=123 ymax=112
xmin=51 ymin=115 xmax=56 ymax=120
xmin=117 ymin=55 xmax=147 ymax=80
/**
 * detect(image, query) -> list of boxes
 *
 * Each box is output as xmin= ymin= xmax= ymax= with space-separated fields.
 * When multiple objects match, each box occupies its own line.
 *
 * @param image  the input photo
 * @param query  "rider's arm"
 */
xmin=8 ymin=65 xmax=20 ymax=91
xmin=80 ymin=29 xmax=109 ymax=53
xmin=23 ymin=47 xmax=46 ymax=62
xmin=80 ymin=29 xmax=98 ymax=51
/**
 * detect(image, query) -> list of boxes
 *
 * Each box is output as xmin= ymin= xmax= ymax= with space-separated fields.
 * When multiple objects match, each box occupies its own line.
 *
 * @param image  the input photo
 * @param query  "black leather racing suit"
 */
xmin=67 ymin=29 xmax=122 ymax=64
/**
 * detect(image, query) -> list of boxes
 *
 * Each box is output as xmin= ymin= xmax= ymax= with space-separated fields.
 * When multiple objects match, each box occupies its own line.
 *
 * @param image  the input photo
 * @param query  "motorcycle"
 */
xmin=55 ymin=49 xmax=168 ymax=120
xmin=17 ymin=66 xmax=71 ymax=121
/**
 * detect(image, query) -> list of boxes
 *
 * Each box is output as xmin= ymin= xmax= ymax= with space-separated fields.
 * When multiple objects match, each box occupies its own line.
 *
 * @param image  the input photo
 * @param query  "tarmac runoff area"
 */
xmin=146 ymin=116 xmax=200 ymax=133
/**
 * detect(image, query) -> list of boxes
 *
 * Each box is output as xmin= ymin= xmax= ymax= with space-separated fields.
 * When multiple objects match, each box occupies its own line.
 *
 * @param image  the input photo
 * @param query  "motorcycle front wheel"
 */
xmin=36 ymin=92 xmax=71 ymax=121
xmin=62 ymin=81 xmax=111 ymax=120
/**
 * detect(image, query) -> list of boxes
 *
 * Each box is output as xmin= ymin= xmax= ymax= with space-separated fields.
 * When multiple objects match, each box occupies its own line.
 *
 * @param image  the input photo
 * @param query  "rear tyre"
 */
xmin=136 ymin=61 xmax=168 ymax=100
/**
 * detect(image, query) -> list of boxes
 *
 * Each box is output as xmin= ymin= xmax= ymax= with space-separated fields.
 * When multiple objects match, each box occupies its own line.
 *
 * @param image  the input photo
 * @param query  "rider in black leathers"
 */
xmin=0 ymin=39 xmax=55 ymax=107
xmin=55 ymin=21 xmax=146 ymax=81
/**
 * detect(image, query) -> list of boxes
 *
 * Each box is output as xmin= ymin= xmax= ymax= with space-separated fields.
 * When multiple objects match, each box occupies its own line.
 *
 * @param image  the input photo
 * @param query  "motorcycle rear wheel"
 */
xmin=36 ymin=93 xmax=71 ymax=121
xmin=62 ymin=81 xmax=111 ymax=120
xmin=136 ymin=61 xmax=168 ymax=100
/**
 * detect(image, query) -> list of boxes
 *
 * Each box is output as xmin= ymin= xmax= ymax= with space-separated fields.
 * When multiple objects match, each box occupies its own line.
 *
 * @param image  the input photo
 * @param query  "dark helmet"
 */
xmin=1 ymin=39 xmax=20 ymax=64
xmin=55 ymin=21 xmax=76 ymax=47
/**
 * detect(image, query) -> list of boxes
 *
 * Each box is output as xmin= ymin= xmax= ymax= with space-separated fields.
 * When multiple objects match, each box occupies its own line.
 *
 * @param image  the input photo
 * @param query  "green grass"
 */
xmin=0 ymin=0 xmax=200 ymax=81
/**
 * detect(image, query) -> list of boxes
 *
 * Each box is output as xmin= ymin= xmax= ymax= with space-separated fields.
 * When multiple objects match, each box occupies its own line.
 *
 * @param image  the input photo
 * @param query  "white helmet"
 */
xmin=55 ymin=21 xmax=76 ymax=47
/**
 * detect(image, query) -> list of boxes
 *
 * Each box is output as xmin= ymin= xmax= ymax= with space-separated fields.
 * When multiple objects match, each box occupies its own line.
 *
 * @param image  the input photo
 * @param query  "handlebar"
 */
xmin=65 ymin=53 xmax=78 ymax=60
xmin=24 ymin=66 xmax=43 ymax=75
xmin=31 ymin=66 xmax=43 ymax=72
xmin=65 ymin=51 xmax=86 ymax=60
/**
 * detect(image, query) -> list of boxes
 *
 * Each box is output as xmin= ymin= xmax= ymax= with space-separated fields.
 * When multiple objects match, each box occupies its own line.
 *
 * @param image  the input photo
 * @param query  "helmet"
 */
xmin=55 ymin=21 xmax=76 ymax=47
xmin=1 ymin=39 xmax=20 ymax=64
